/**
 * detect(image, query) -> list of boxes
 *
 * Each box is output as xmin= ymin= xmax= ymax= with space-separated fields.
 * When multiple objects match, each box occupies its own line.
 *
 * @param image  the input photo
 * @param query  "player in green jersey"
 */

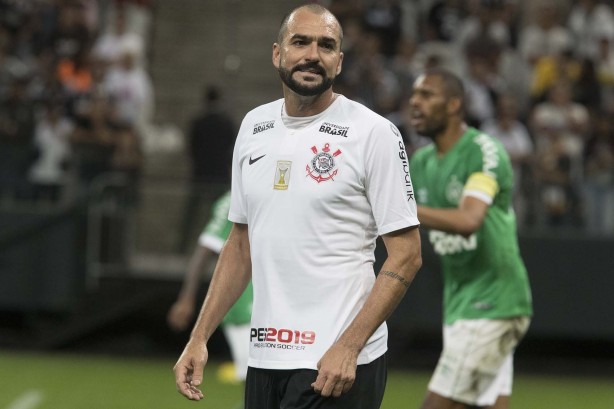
xmin=408 ymin=69 xmax=533 ymax=409
xmin=168 ymin=190 xmax=253 ymax=390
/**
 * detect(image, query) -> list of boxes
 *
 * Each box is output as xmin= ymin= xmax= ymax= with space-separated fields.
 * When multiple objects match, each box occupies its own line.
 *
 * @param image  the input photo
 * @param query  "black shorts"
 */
xmin=244 ymin=353 xmax=387 ymax=409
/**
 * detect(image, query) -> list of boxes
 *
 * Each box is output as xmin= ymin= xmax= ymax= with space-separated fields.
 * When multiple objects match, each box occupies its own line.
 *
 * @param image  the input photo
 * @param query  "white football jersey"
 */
xmin=229 ymin=95 xmax=419 ymax=370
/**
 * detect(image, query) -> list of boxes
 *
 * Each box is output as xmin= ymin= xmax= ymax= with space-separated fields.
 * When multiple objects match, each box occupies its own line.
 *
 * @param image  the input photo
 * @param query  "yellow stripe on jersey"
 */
xmin=464 ymin=172 xmax=499 ymax=200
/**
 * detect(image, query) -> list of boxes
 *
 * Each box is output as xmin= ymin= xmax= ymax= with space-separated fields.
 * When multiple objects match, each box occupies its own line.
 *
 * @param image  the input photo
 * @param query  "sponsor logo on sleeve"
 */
xmin=397 ymin=144 xmax=415 ymax=201
xmin=391 ymin=124 xmax=415 ymax=201
xmin=475 ymin=133 xmax=499 ymax=178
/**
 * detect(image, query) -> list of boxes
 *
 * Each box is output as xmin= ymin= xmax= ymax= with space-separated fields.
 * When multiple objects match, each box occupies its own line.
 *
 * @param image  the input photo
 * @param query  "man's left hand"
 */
xmin=311 ymin=343 xmax=359 ymax=397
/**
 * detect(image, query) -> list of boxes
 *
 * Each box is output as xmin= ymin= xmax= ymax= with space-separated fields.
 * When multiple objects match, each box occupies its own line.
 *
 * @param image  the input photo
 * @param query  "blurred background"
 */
xmin=1 ymin=0 xmax=613 ymax=405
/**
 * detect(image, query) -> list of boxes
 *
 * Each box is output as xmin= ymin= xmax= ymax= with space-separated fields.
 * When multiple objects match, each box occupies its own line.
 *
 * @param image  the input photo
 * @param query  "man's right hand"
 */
xmin=173 ymin=340 xmax=208 ymax=401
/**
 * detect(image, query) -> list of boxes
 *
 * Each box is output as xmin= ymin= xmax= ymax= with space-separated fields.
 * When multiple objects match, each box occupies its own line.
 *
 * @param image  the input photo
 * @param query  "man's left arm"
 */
xmin=311 ymin=225 xmax=422 ymax=398
xmin=417 ymin=195 xmax=489 ymax=237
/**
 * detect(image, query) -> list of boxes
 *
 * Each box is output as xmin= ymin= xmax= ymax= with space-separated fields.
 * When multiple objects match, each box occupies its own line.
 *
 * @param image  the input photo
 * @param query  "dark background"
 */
xmin=1 ymin=206 xmax=613 ymax=378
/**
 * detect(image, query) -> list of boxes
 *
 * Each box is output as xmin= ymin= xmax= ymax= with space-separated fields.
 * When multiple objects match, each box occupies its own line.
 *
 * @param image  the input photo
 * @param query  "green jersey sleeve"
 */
xmin=198 ymin=190 xmax=233 ymax=253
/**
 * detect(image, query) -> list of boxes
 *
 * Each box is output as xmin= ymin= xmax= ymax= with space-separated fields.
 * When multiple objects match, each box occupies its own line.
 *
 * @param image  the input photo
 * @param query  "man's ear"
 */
xmin=447 ymin=97 xmax=462 ymax=116
xmin=336 ymin=51 xmax=344 ymax=75
xmin=272 ymin=43 xmax=280 ymax=68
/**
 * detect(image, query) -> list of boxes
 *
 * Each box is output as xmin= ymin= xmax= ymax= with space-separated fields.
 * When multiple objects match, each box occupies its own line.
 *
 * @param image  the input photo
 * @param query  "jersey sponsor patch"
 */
xmin=250 ymin=327 xmax=316 ymax=351
xmin=253 ymin=120 xmax=275 ymax=134
xmin=429 ymin=230 xmax=477 ymax=255
xmin=273 ymin=160 xmax=292 ymax=190
xmin=318 ymin=122 xmax=349 ymax=137
xmin=306 ymin=143 xmax=341 ymax=183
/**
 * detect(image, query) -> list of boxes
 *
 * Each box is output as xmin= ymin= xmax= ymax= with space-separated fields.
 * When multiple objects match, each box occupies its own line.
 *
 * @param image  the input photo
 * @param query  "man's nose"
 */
xmin=305 ymin=42 xmax=320 ymax=61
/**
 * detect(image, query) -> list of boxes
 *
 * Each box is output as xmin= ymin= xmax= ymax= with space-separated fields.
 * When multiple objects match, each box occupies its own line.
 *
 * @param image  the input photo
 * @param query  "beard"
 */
xmin=277 ymin=61 xmax=335 ymax=96
xmin=411 ymin=106 xmax=449 ymax=139
xmin=415 ymin=120 xmax=447 ymax=140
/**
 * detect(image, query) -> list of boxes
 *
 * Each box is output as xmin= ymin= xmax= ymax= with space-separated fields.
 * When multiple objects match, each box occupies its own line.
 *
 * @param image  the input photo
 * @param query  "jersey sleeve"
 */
xmin=462 ymin=133 xmax=512 ymax=205
xmin=364 ymin=121 xmax=420 ymax=235
xmin=199 ymin=191 xmax=232 ymax=253
xmin=228 ymin=117 xmax=249 ymax=224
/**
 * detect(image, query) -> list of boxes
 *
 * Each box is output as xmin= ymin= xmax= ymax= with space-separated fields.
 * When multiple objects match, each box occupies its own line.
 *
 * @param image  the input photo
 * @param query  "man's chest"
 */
xmin=415 ymin=157 xmax=470 ymax=207
xmin=239 ymin=127 xmax=365 ymax=207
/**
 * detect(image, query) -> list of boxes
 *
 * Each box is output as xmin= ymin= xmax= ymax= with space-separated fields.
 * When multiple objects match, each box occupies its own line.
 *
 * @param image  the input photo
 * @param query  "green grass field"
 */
xmin=1 ymin=350 xmax=613 ymax=409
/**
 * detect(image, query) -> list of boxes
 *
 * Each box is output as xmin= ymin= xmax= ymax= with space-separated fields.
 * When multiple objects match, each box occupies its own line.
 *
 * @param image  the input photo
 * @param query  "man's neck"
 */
xmin=435 ymin=122 xmax=467 ymax=156
xmin=283 ymin=89 xmax=337 ymax=117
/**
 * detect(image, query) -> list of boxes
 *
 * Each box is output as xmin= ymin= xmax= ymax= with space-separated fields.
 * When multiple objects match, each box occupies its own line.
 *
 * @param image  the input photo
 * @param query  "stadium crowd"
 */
xmin=327 ymin=0 xmax=614 ymax=235
xmin=0 ymin=0 xmax=613 ymax=235
xmin=0 ymin=0 xmax=152 ymax=206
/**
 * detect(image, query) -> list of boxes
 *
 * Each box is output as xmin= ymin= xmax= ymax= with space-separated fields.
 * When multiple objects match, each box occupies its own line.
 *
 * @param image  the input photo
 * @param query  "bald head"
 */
xmin=277 ymin=4 xmax=343 ymax=46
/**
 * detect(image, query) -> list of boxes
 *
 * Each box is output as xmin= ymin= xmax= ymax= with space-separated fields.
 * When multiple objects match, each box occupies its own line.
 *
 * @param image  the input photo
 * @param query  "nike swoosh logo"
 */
xmin=249 ymin=154 xmax=266 ymax=165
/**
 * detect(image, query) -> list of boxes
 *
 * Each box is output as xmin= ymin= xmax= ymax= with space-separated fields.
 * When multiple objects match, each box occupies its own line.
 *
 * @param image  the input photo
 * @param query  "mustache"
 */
xmin=292 ymin=62 xmax=326 ymax=76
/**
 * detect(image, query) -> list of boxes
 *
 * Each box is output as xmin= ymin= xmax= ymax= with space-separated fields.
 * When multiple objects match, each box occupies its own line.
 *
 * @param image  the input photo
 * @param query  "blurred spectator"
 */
xmin=28 ymin=99 xmax=74 ymax=204
xmin=530 ymin=80 xmax=589 ymax=227
xmin=78 ymin=0 xmax=101 ymax=35
xmin=388 ymin=37 xmax=419 ymax=100
xmin=327 ymin=0 xmax=366 ymax=26
xmin=177 ymin=85 xmax=236 ymax=253
xmin=582 ymin=113 xmax=614 ymax=235
xmin=498 ymin=0 xmax=523 ymax=48
xmin=103 ymin=43 xmax=153 ymax=132
xmin=362 ymin=0 xmax=403 ymax=57
xmin=110 ymin=125 xmax=142 ymax=206
xmin=0 ymin=28 xmax=32 ymax=100
xmin=572 ymin=58 xmax=601 ymax=113
xmin=93 ymin=5 xmax=145 ymax=68
xmin=530 ymin=47 xmax=581 ymax=104
xmin=424 ymin=0 xmax=464 ymax=42
xmin=595 ymin=34 xmax=614 ymax=109
xmin=0 ymin=78 xmax=36 ymax=200
xmin=10 ymin=11 xmax=45 ymax=67
xmin=51 ymin=2 xmax=92 ymax=59
xmin=481 ymin=93 xmax=534 ymax=225
xmin=462 ymin=37 xmax=504 ymax=127
xmin=57 ymin=46 xmax=93 ymax=96
xmin=567 ymin=0 xmax=614 ymax=62
xmin=69 ymin=91 xmax=116 ymax=192
xmin=105 ymin=0 xmax=154 ymax=40
xmin=455 ymin=0 xmax=512 ymax=51
xmin=518 ymin=0 xmax=572 ymax=66
xmin=338 ymin=29 xmax=402 ymax=114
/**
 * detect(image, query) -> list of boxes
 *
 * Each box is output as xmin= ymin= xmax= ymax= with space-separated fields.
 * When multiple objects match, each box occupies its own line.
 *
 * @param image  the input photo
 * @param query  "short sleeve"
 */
xmin=364 ymin=121 xmax=420 ymax=235
xmin=228 ymin=119 xmax=248 ymax=224
xmin=462 ymin=133 xmax=511 ymax=205
xmin=199 ymin=191 xmax=232 ymax=253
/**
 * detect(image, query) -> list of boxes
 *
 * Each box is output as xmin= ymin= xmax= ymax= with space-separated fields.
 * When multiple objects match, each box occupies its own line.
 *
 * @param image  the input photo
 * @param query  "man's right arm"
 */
xmin=173 ymin=223 xmax=251 ymax=401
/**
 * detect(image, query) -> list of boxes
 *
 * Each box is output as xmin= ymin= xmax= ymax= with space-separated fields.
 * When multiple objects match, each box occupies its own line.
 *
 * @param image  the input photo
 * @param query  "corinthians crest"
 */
xmin=306 ymin=143 xmax=342 ymax=183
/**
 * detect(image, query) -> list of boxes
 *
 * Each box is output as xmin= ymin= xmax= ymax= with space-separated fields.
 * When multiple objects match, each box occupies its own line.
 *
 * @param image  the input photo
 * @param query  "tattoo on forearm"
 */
xmin=380 ymin=271 xmax=411 ymax=288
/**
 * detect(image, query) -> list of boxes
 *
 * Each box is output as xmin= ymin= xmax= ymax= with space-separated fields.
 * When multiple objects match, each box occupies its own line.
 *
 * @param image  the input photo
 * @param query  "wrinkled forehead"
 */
xmin=283 ymin=9 xmax=341 ymax=43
